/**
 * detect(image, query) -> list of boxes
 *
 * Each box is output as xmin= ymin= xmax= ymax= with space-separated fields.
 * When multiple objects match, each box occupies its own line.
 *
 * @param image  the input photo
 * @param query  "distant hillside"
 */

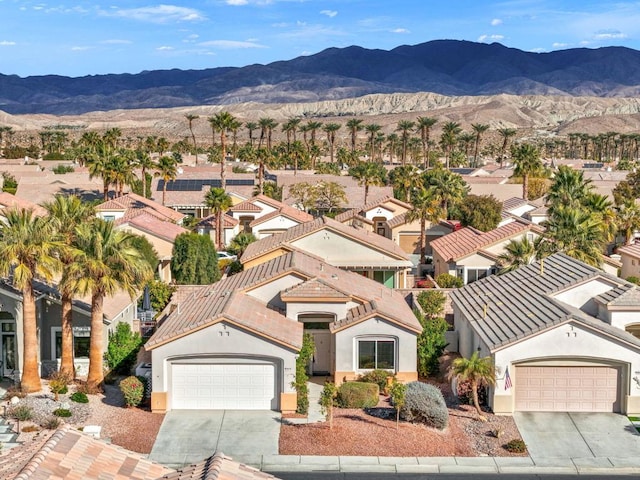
xmin=3 ymin=40 xmax=640 ymax=115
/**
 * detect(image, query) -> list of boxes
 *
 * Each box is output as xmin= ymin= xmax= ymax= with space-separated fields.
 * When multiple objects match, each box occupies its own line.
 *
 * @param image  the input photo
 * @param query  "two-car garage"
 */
xmin=514 ymin=365 xmax=621 ymax=413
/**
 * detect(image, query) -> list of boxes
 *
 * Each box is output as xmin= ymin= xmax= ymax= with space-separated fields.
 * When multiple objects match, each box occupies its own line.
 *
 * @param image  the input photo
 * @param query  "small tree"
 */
xmin=415 ymin=310 xmax=449 ymax=377
xmin=435 ymin=273 xmax=463 ymax=288
xmin=293 ymin=333 xmax=314 ymax=414
xmin=319 ymin=381 xmax=338 ymax=429
xmin=456 ymin=195 xmax=503 ymax=232
xmin=388 ymin=380 xmax=406 ymax=430
xmin=171 ymin=232 xmax=220 ymax=285
xmin=106 ymin=322 xmax=143 ymax=375
xmin=449 ymin=351 xmax=496 ymax=421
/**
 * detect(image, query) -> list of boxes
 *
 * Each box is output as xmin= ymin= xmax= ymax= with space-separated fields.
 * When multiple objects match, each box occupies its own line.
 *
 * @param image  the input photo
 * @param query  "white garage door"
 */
xmin=172 ymin=363 xmax=276 ymax=410
xmin=515 ymin=366 xmax=619 ymax=412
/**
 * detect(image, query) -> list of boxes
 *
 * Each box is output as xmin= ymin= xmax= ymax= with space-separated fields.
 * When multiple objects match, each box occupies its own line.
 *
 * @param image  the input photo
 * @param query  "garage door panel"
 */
xmin=172 ymin=363 xmax=276 ymax=410
xmin=515 ymin=366 xmax=619 ymax=412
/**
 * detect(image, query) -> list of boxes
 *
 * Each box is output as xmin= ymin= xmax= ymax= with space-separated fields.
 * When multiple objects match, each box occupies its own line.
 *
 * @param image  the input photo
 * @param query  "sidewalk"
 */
xmin=282 ymin=380 xmax=325 ymax=425
xmin=254 ymin=454 xmax=640 ymax=475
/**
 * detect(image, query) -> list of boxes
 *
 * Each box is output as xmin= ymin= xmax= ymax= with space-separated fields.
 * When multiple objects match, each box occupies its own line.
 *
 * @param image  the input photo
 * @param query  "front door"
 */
xmin=1 ymin=321 xmax=17 ymax=377
xmin=310 ymin=331 xmax=331 ymax=375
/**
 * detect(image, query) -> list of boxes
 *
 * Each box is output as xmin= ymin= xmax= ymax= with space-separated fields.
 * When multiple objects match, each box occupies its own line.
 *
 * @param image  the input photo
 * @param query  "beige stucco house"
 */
xmin=618 ymin=243 xmax=640 ymax=281
xmin=451 ymin=253 xmax=640 ymax=416
xmin=146 ymin=250 xmax=421 ymax=413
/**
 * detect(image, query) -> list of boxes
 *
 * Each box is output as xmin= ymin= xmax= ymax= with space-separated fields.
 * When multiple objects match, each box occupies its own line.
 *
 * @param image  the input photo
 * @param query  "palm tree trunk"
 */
xmin=523 ymin=174 xmax=529 ymax=201
xmin=87 ymin=293 xmax=105 ymax=390
xmin=163 ymin=184 xmax=167 ymax=206
xmin=471 ymin=379 xmax=484 ymax=418
xmin=103 ymin=181 xmax=109 ymax=201
xmin=141 ymin=167 xmax=147 ymax=198
xmin=216 ymin=212 xmax=223 ymax=250
xmin=21 ymin=286 xmax=42 ymax=392
xmin=220 ymin=133 xmax=227 ymax=191
xmin=420 ymin=217 xmax=426 ymax=265
xmin=59 ymin=294 xmax=75 ymax=377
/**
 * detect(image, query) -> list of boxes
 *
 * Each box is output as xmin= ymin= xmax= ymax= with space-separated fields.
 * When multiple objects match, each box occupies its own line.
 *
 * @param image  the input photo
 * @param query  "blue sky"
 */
xmin=1 ymin=0 xmax=638 ymax=77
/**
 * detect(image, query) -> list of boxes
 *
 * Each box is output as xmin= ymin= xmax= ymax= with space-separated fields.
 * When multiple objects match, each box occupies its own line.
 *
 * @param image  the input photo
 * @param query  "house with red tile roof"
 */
xmin=240 ymin=216 xmax=413 ymax=288
xmin=0 ymin=191 xmax=47 ymax=218
xmin=146 ymin=250 xmax=421 ymax=413
xmin=1 ymin=426 xmax=278 ymax=480
xmin=430 ymin=217 xmax=544 ymax=285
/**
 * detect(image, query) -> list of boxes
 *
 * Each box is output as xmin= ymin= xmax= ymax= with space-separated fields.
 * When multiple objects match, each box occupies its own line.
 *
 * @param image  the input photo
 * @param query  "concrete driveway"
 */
xmin=514 ymin=412 xmax=640 ymax=462
xmin=149 ymin=410 xmax=281 ymax=468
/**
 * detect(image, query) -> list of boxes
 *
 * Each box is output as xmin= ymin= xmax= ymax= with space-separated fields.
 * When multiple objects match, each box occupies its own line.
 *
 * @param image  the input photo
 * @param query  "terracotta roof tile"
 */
xmin=6 ymin=426 xmax=172 ymax=480
xmin=0 ymin=192 xmax=47 ymax=217
xmin=618 ymin=243 xmax=640 ymax=259
xmin=197 ymin=213 xmax=239 ymax=228
xmin=249 ymin=207 xmax=313 ymax=228
xmin=230 ymin=200 xmax=262 ymax=212
xmin=121 ymin=212 xmax=189 ymax=242
xmin=281 ymin=278 xmax=350 ymax=300
xmin=431 ymin=219 xmax=542 ymax=262
xmin=97 ymin=192 xmax=184 ymax=223
xmin=241 ymin=216 xmax=409 ymax=265
xmin=161 ymin=452 xmax=278 ymax=480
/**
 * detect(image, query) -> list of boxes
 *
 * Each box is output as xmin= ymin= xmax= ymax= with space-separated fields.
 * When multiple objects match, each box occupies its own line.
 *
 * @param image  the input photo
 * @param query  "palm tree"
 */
xmin=512 ymin=143 xmax=544 ymax=200
xmin=416 ymin=116 xmax=437 ymax=169
xmin=227 ymin=232 xmax=257 ymax=259
xmin=450 ymin=352 xmax=495 ymax=420
xmin=616 ymin=203 xmax=640 ymax=245
xmin=440 ymin=121 xmax=461 ymax=169
xmin=258 ymin=117 xmax=278 ymax=150
xmin=205 ymin=187 xmax=233 ymax=249
xmin=424 ymin=169 xmax=469 ymax=218
xmin=245 ymin=122 xmax=258 ymax=147
xmin=185 ymin=114 xmax=199 ymax=157
xmin=44 ymin=196 xmax=95 ymax=377
xmin=134 ymin=149 xmax=156 ymax=199
xmin=0 ymin=209 xmax=61 ymax=392
xmin=386 ymin=133 xmax=399 ymax=164
xmin=68 ymin=220 xmax=152 ymax=390
xmin=156 ymin=155 xmax=178 ymax=206
xmin=210 ymin=111 xmax=237 ymax=190
xmin=396 ymin=120 xmax=416 ymax=166
xmin=349 ymin=162 xmax=387 ymax=205
xmin=282 ymin=118 xmax=301 ymax=148
xmin=306 ymin=121 xmax=323 ymax=148
xmin=207 ymin=116 xmax=218 ymax=150
xmin=471 ymin=123 xmax=489 ymax=168
xmin=546 ymin=165 xmax=594 ymax=212
xmin=364 ymin=123 xmax=382 ymax=162
xmin=346 ymin=119 xmax=363 ymax=154
xmin=389 ymin=165 xmax=421 ymax=203
xmin=497 ymin=128 xmax=517 ymax=164
xmin=497 ymin=237 xmax=537 ymax=274
xmin=406 ymin=188 xmax=443 ymax=264
xmin=323 ymin=123 xmax=341 ymax=163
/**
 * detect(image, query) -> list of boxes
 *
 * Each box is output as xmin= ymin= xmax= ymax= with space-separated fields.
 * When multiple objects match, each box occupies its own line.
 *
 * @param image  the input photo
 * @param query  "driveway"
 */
xmin=149 ymin=410 xmax=281 ymax=468
xmin=514 ymin=412 xmax=640 ymax=462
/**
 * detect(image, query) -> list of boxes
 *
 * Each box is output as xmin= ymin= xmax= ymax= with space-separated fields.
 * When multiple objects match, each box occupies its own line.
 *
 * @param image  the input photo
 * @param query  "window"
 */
xmin=466 ymin=267 xmax=496 ymax=284
xmin=358 ymin=339 xmax=395 ymax=370
xmin=51 ymin=327 xmax=90 ymax=360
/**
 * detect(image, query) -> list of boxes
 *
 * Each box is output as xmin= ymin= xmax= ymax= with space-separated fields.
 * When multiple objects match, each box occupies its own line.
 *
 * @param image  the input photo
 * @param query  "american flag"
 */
xmin=504 ymin=366 xmax=513 ymax=390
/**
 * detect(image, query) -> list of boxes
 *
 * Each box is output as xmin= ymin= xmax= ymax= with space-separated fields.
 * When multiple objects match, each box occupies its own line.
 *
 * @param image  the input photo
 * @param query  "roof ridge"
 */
xmin=14 ymin=426 xmax=70 ymax=480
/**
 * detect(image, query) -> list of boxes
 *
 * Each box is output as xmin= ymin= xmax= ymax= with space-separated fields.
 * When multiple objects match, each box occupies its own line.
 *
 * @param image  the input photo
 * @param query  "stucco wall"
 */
xmin=554 ymin=279 xmax=617 ymax=317
xmin=621 ymin=255 xmax=640 ymax=279
xmin=255 ymin=216 xmax=300 ymax=236
xmin=363 ymin=205 xmax=395 ymax=221
xmin=334 ymin=317 xmax=417 ymax=375
xmin=609 ymin=310 xmax=640 ymax=331
xmin=123 ymin=225 xmax=174 ymax=259
xmin=492 ymin=321 xmax=640 ymax=414
xmin=150 ymin=321 xmax=298 ymax=410
xmin=247 ymin=273 xmax=305 ymax=310
xmin=285 ymin=302 xmax=352 ymax=322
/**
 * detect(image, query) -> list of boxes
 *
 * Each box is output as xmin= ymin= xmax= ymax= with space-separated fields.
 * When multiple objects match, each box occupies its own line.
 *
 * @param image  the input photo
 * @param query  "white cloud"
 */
xmin=491 ymin=18 xmax=502 ymax=26
xmin=156 ymin=46 xmax=174 ymax=51
xmin=593 ymin=30 xmax=627 ymax=40
xmin=391 ymin=28 xmax=410 ymax=34
xmin=106 ymin=5 xmax=205 ymax=23
xmin=226 ymin=0 xmax=248 ymax=4
xmin=0 ymin=40 xmax=16 ymax=46
xmin=478 ymin=34 xmax=504 ymax=42
xmin=71 ymin=46 xmax=91 ymax=51
xmin=199 ymin=40 xmax=266 ymax=49
xmin=552 ymin=42 xmax=568 ymax=48
xmin=320 ymin=10 xmax=337 ymax=18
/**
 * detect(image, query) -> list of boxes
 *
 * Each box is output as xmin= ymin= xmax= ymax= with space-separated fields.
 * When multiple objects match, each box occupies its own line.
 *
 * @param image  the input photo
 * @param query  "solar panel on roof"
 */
xmin=451 ymin=168 xmax=475 ymax=175
xmin=158 ymin=178 xmax=256 ymax=191
xmin=583 ymin=163 xmax=603 ymax=169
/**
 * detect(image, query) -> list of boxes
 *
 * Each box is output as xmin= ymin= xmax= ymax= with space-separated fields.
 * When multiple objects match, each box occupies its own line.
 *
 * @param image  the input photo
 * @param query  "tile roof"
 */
xmin=359 ymin=194 xmax=412 ymax=214
xmin=5 ymin=425 xmax=172 ymax=480
xmin=97 ymin=192 xmax=185 ymax=223
xmin=0 ymin=430 xmax=56 ymax=479
xmin=281 ymin=278 xmax=350 ymax=301
xmin=122 ymin=212 xmax=189 ymax=243
xmin=197 ymin=213 xmax=239 ymax=228
xmin=594 ymin=284 xmax=640 ymax=307
xmin=147 ymin=250 xmax=421 ymax=349
xmin=241 ymin=216 xmax=410 ymax=265
xmin=450 ymin=253 xmax=640 ymax=351
xmin=430 ymin=219 xmax=542 ymax=262
xmin=0 ymin=192 xmax=47 ymax=217
xmin=160 ymin=452 xmax=277 ymax=480
xmin=230 ymin=200 xmax=262 ymax=212
xmin=501 ymin=197 xmax=528 ymax=212
xmin=618 ymin=243 xmax=640 ymax=259
xmin=249 ymin=206 xmax=313 ymax=228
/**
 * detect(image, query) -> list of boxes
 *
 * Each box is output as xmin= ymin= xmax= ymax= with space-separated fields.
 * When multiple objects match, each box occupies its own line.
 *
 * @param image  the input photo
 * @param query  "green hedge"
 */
xmin=337 ymin=382 xmax=379 ymax=408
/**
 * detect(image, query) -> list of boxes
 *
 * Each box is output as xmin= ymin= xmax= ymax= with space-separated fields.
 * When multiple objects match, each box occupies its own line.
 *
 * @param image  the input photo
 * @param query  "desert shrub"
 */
xmin=10 ymin=405 xmax=34 ymax=421
xmin=70 ymin=392 xmax=89 ymax=403
xmin=227 ymin=260 xmax=243 ymax=276
xmin=42 ymin=417 xmax=62 ymax=429
xmin=416 ymin=290 xmax=445 ymax=318
xmin=53 ymin=408 xmax=72 ymax=418
xmin=336 ymin=382 xmax=379 ymax=408
xmin=74 ymin=381 xmax=101 ymax=395
xmin=106 ymin=322 xmax=143 ymax=375
xmin=415 ymin=310 xmax=449 ymax=377
xmin=22 ymin=425 xmax=40 ymax=433
xmin=3 ymin=384 xmax=27 ymax=400
xmin=400 ymin=381 xmax=449 ymax=430
xmin=456 ymin=380 xmax=488 ymax=406
xmin=52 ymin=164 xmax=75 ymax=174
xmin=626 ymin=276 xmax=640 ymax=285
xmin=504 ymin=439 xmax=527 ymax=453
xmin=120 ymin=376 xmax=144 ymax=407
xmin=434 ymin=273 xmax=463 ymax=288
xmin=358 ymin=369 xmax=394 ymax=392
xmin=48 ymin=371 xmax=71 ymax=401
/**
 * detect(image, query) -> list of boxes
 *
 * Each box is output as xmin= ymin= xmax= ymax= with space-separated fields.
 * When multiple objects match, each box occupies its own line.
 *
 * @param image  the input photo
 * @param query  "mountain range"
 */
xmin=3 ymin=40 xmax=640 ymax=116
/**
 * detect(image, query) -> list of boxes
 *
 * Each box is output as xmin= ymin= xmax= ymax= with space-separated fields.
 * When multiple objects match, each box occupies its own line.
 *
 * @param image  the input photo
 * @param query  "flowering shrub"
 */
xmin=120 ymin=376 xmax=144 ymax=407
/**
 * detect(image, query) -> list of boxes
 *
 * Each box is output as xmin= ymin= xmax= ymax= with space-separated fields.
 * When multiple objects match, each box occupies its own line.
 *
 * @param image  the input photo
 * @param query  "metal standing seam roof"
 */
xmin=147 ymin=250 xmax=421 ymax=349
xmin=241 ymin=216 xmax=410 ymax=264
xmin=450 ymin=253 xmax=640 ymax=351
